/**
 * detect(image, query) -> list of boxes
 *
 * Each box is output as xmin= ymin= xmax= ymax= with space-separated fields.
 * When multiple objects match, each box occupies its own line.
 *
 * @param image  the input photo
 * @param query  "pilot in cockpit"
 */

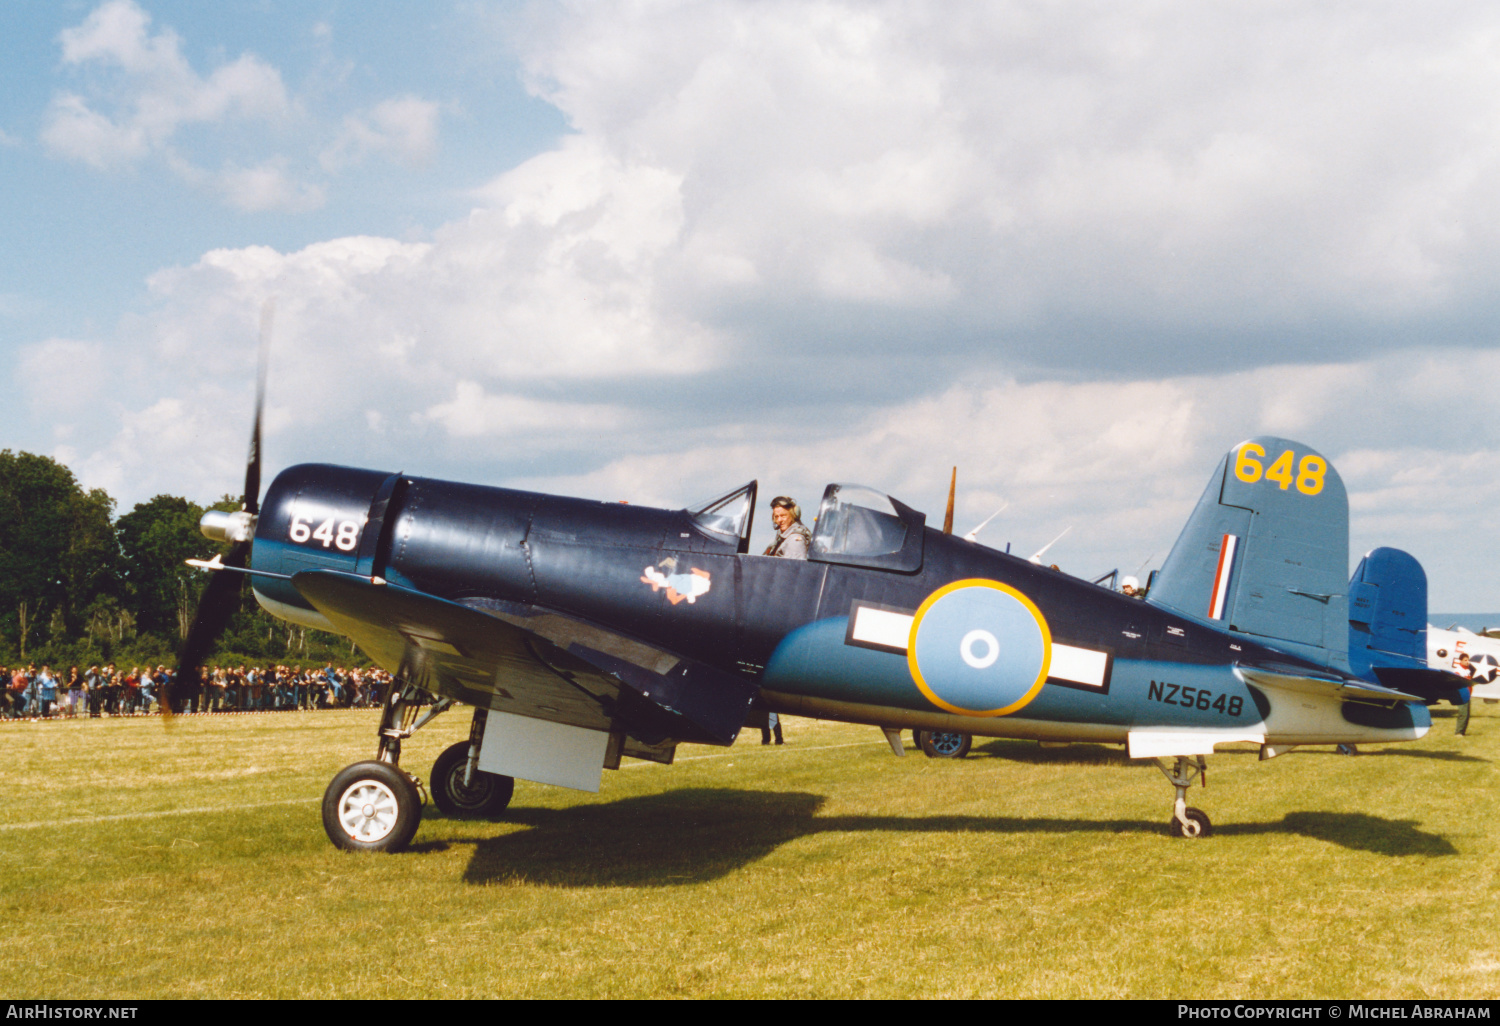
xmin=765 ymin=496 xmax=812 ymax=559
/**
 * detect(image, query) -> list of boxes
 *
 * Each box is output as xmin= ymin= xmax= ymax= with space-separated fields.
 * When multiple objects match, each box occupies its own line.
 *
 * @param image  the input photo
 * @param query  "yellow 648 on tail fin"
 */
xmin=1233 ymin=442 xmax=1326 ymax=496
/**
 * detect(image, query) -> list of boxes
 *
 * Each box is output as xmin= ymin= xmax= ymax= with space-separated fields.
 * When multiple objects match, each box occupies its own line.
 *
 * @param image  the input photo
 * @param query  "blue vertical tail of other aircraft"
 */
xmin=1346 ymin=546 xmax=1468 ymax=700
xmin=1347 ymin=547 xmax=1428 ymax=678
xmin=1147 ymin=437 xmax=1351 ymax=672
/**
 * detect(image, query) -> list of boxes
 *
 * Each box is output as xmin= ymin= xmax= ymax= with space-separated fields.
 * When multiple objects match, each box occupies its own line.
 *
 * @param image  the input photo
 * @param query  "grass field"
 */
xmin=1 ymin=703 xmax=1498 ymax=999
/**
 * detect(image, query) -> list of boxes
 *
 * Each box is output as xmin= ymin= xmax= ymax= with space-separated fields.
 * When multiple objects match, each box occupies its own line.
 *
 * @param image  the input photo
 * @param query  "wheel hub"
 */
xmin=339 ymin=780 xmax=399 ymax=842
xmin=448 ymin=765 xmax=492 ymax=807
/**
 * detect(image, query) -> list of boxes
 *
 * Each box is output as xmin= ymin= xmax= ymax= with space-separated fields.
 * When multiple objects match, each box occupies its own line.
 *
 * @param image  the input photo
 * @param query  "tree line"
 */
xmin=0 ymin=450 xmax=359 ymax=669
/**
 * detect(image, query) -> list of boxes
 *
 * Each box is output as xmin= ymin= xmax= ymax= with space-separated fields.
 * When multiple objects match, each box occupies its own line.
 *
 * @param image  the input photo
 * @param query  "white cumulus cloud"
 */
xmin=217 ymin=161 xmax=326 ymax=214
xmin=29 ymin=0 xmax=1500 ymax=611
xmin=321 ymin=96 xmax=441 ymax=171
xmin=40 ymin=1 xmax=441 ymax=211
xmin=43 ymin=0 xmax=288 ymax=169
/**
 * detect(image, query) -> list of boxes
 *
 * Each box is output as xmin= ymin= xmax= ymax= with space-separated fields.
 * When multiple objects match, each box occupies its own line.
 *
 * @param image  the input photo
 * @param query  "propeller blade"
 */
xmin=170 ymin=542 xmax=248 ymax=716
xmin=942 ymin=467 xmax=956 ymax=535
xmin=244 ymin=299 xmax=273 ymax=516
xmin=169 ymin=296 xmax=274 ymax=717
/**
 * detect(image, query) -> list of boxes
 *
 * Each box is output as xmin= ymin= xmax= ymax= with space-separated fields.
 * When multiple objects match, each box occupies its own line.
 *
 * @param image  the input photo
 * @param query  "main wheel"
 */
xmin=322 ymin=761 xmax=422 ymax=852
xmin=431 ymin=742 xmax=514 ymax=818
xmin=920 ymin=730 xmax=972 ymax=759
xmin=1170 ymin=807 xmax=1212 ymax=839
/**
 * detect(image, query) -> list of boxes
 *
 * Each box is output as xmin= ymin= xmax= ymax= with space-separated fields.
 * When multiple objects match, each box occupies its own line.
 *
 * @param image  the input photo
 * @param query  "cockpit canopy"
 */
xmin=687 ymin=479 xmax=925 ymax=569
xmin=809 ymin=483 xmax=925 ymax=572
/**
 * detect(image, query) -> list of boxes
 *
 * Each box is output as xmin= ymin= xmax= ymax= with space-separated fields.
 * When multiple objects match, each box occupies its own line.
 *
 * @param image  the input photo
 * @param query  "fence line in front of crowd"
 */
xmin=0 ymin=664 xmax=400 ymax=722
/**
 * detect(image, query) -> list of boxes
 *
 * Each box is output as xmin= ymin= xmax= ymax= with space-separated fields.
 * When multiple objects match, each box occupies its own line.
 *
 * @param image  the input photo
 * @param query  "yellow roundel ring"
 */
xmin=906 ymin=578 xmax=1053 ymax=717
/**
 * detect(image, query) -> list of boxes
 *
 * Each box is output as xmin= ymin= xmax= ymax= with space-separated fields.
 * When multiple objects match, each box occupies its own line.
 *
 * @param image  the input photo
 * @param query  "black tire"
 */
xmin=431 ymin=741 xmax=514 ymax=818
xmin=921 ymin=730 xmax=972 ymax=759
xmin=1170 ymin=807 xmax=1212 ymax=839
xmin=322 ymin=761 xmax=422 ymax=852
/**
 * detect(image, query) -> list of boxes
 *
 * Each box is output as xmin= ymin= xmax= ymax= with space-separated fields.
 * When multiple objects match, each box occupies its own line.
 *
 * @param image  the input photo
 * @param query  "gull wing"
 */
xmin=290 ymin=570 xmax=756 ymax=747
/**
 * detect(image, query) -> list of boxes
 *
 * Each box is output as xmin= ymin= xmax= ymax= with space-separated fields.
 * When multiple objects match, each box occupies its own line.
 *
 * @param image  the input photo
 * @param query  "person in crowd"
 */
xmin=65 ymin=666 xmax=83 ymax=718
xmin=1455 ymin=653 xmax=1475 ymax=737
xmin=102 ymin=664 xmax=120 ymax=716
xmin=138 ymin=669 xmax=155 ymax=715
xmin=86 ymin=665 xmax=104 ymax=717
xmin=1 ymin=666 xmax=14 ymax=719
xmin=36 ymin=665 xmax=57 ymax=719
xmin=15 ymin=666 xmax=31 ymax=718
xmin=123 ymin=668 xmax=141 ymax=714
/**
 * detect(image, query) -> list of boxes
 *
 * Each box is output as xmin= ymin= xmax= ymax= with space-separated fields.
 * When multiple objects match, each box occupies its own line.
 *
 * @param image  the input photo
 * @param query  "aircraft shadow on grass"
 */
xmin=434 ymin=787 xmax=1455 ymax=887
xmin=1217 ymin=812 xmax=1458 ymax=857
xmin=1337 ymin=748 xmax=1486 ymax=762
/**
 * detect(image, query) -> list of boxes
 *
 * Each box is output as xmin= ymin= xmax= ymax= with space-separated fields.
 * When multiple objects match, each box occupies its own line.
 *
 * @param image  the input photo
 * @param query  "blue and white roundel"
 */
xmin=907 ymin=579 xmax=1052 ymax=717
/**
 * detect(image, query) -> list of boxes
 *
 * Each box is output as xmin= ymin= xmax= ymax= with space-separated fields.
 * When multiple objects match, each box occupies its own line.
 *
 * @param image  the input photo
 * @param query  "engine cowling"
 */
xmin=248 ymin=464 xmax=398 ymax=631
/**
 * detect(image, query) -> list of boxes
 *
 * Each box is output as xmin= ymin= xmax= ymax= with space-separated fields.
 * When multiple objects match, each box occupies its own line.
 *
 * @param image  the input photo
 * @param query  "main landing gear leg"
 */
xmin=321 ymin=681 xmax=453 ymax=853
xmin=1155 ymin=756 xmax=1212 ymax=839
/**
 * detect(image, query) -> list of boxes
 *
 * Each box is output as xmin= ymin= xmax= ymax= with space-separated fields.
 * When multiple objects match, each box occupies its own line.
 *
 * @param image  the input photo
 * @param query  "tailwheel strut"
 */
xmin=1155 ymin=755 xmax=1212 ymax=839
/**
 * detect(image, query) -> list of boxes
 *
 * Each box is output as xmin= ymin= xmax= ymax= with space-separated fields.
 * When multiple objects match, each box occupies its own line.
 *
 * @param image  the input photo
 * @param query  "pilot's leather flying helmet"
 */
xmin=770 ymin=496 xmax=802 ymax=522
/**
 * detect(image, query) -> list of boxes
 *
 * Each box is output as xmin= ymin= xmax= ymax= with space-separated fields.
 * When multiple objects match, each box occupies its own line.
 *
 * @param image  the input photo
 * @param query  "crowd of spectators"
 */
xmin=2 ymin=662 xmax=396 ymax=720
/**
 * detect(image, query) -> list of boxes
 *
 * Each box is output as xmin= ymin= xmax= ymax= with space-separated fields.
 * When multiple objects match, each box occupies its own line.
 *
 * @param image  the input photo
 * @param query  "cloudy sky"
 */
xmin=7 ymin=0 xmax=1500 ymax=611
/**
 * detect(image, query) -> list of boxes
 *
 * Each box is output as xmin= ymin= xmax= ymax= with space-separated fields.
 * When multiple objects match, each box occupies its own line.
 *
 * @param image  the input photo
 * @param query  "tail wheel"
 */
xmin=431 ymin=742 xmax=514 ymax=818
xmin=1170 ymin=807 xmax=1212 ymax=839
xmin=920 ymin=730 xmax=972 ymax=759
xmin=322 ymin=761 xmax=422 ymax=852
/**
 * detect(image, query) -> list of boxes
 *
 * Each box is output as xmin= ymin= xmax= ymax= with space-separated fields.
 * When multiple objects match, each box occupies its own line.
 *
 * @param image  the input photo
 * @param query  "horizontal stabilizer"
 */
xmin=1149 ymin=437 xmax=1350 ymax=669
xmin=1237 ymin=663 xmax=1424 ymax=704
xmin=1128 ymin=729 xmax=1267 ymax=758
xmin=1366 ymin=666 xmax=1472 ymax=702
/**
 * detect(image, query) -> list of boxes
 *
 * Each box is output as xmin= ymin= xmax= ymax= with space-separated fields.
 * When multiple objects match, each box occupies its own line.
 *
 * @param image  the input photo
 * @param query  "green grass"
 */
xmin=1 ymin=703 xmax=1498 ymax=998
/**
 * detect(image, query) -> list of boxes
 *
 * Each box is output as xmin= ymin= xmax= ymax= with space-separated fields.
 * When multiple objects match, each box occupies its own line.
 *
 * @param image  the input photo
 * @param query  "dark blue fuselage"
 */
xmin=249 ymin=464 xmax=1428 ymax=744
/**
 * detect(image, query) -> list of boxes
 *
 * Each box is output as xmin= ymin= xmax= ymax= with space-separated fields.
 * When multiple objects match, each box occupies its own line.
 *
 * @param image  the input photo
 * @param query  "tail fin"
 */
xmin=1349 ymin=547 xmax=1469 ymax=699
xmin=1148 ymin=437 xmax=1349 ymax=669
xmin=1348 ymin=547 xmax=1427 ymax=673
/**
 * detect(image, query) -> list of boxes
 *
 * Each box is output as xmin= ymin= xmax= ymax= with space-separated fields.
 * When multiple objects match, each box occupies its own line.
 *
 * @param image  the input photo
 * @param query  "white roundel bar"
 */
xmin=907 ymin=579 xmax=1052 ymax=717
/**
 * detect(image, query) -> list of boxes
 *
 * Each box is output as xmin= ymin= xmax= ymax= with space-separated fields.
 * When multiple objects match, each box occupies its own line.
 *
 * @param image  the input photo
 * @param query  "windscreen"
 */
xmin=687 ymin=481 xmax=756 ymax=550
